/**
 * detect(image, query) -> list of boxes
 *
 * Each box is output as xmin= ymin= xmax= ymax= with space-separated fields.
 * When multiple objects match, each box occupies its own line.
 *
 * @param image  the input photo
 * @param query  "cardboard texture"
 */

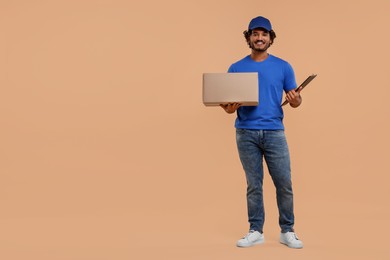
xmin=203 ymin=72 xmax=258 ymax=106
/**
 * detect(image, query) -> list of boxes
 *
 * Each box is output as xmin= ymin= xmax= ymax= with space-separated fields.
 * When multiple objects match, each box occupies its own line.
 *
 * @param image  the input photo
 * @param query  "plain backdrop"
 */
xmin=1 ymin=0 xmax=389 ymax=259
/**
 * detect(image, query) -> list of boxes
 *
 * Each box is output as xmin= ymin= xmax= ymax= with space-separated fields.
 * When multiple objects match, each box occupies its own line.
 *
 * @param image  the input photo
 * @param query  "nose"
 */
xmin=252 ymin=34 xmax=263 ymax=42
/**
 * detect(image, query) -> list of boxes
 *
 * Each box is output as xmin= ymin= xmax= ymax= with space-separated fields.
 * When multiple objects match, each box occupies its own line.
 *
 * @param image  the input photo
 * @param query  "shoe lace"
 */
xmin=243 ymin=230 xmax=256 ymax=239
xmin=286 ymin=232 xmax=299 ymax=241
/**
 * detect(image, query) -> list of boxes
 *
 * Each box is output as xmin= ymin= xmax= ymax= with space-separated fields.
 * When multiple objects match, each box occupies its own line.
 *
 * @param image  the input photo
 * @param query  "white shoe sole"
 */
xmin=280 ymin=240 xmax=303 ymax=249
xmin=236 ymin=238 xmax=264 ymax=248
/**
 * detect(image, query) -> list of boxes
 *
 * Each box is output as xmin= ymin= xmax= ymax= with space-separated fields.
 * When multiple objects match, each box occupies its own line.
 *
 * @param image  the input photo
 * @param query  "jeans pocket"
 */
xmin=236 ymin=128 xmax=249 ymax=143
xmin=236 ymin=128 xmax=247 ymax=134
xmin=269 ymin=130 xmax=285 ymax=138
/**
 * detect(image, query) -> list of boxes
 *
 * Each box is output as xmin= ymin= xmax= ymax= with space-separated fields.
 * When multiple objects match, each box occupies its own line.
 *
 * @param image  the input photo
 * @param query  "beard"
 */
xmin=249 ymin=40 xmax=271 ymax=52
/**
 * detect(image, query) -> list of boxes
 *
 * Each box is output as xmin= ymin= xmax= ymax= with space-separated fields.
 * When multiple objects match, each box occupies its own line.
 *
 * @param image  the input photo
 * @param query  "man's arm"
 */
xmin=285 ymin=89 xmax=302 ymax=108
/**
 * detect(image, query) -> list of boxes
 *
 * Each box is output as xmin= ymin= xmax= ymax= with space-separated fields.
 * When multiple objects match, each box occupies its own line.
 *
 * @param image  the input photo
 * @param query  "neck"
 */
xmin=250 ymin=50 xmax=269 ymax=62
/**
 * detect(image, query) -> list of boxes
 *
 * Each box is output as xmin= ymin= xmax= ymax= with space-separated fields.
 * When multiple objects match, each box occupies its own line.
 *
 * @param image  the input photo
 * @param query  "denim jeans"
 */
xmin=236 ymin=129 xmax=295 ymax=233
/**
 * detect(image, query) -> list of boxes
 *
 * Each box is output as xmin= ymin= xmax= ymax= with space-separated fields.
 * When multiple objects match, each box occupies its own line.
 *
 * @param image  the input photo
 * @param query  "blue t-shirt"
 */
xmin=228 ymin=54 xmax=297 ymax=130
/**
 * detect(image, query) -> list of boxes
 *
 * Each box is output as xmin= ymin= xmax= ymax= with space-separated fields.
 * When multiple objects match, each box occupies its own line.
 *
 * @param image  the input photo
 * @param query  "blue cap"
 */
xmin=248 ymin=16 xmax=272 ymax=31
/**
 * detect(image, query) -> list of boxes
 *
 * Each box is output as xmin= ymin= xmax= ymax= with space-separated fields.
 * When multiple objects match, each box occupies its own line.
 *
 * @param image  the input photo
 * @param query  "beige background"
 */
xmin=1 ymin=0 xmax=389 ymax=259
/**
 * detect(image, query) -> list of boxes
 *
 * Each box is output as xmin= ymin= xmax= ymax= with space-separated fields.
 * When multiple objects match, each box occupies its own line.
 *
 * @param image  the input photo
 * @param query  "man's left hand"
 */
xmin=286 ymin=89 xmax=302 ymax=108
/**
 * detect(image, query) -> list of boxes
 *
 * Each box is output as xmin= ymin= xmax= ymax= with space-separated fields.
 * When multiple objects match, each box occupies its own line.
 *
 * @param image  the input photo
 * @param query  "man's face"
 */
xmin=249 ymin=28 xmax=272 ymax=52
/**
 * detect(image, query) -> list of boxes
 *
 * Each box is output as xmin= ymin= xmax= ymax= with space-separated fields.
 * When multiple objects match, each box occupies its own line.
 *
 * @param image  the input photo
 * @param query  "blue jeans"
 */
xmin=236 ymin=129 xmax=295 ymax=233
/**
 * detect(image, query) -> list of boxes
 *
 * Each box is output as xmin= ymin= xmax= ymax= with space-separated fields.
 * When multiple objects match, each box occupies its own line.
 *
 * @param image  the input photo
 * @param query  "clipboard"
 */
xmin=282 ymin=74 xmax=317 ymax=106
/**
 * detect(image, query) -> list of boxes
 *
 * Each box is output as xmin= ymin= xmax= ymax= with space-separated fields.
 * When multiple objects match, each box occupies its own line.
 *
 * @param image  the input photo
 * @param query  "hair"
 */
xmin=243 ymin=29 xmax=277 ymax=48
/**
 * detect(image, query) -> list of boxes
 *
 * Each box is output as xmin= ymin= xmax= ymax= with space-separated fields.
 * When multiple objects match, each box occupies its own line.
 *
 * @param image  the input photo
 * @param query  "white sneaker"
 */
xmin=280 ymin=232 xmax=303 ymax=249
xmin=236 ymin=230 xmax=264 ymax=247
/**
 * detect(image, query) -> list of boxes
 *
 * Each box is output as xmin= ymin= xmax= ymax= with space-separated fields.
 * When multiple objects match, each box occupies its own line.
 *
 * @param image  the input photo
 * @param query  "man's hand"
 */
xmin=220 ymin=103 xmax=242 ymax=114
xmin=285 ymin=89 xmax=302 ymax=108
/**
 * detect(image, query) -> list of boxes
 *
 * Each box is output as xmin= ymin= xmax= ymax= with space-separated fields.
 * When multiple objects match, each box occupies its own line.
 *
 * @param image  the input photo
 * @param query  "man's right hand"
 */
xmin=220 ymin=103 xmax=242 ymax=114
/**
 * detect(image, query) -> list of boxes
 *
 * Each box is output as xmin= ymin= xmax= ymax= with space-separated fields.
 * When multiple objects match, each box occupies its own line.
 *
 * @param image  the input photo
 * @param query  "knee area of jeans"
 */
xmin=247 ymin=186 xmax=262 ymax=194
xmin=276 ymin=185 xmax=293 ymax=195
xmin=271 ymin=175 xmax=292 ymax=186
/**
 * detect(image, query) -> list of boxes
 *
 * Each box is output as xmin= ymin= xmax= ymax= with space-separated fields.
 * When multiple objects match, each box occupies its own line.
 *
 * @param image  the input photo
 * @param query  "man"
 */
xmin=220 ymin=16 xmax=303 ymax=249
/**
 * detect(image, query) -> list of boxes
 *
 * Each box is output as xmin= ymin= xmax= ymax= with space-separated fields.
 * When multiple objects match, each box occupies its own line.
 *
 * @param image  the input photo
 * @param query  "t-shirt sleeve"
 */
xmin=228 ymin=64 xmax=236 ymax=73
xmin=283 ymin=62 xmax=297 ymax=92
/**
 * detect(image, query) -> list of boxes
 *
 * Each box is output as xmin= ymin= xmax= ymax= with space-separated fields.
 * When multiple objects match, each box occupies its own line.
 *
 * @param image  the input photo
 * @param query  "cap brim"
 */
xmin=249 ymin=26 xmax=271 ymax=31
